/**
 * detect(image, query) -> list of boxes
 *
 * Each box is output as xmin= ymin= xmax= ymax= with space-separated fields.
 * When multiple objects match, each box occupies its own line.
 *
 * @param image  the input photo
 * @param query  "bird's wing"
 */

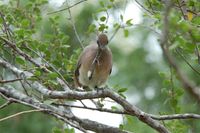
xmin=109 ymin=67 xmax=112 ymax=75
xmin=74 ymin=44 xmax=98 ymax=87
xmin=74 ymin=62 xmax=82 ymax=88
xmin=74 ymin=48 xmax=86 ymax=88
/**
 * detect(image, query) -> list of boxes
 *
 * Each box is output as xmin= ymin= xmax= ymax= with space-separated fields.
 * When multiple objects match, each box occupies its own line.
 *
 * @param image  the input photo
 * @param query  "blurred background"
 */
xmin=0 ymin=0 xmax=200 ymax=133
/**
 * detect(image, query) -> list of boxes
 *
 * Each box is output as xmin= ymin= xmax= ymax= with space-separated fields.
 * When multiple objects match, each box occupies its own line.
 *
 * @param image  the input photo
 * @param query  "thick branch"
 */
xmin=151 ymin=113 xmax=200 ymax=120
xmin=0 ymin=86 xmax=127 ymax=133
xmin=9 ymin=86 xmax=170 ymax=132
xmin=0 ymin=58 xmax=169 ymax=133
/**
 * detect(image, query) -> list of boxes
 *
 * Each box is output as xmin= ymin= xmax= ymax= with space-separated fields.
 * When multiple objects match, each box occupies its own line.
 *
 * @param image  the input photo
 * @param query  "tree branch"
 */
xmin=0 ymin=109 xmax=43 ymax=122
xmin=135 ymin=0 xmax=154 ymax=15
xmin=0 ymin=78 xmax=23 ymax=83
xmin=66 ymin=1 xmax=84 ymax=49
xmin=54 ymin=103 xmax=200 ymax=121
xmin=47 ymin=0 xmax=87 ymax=15
xmin=150 ymin=113 xmax=200 ymax=120
xmin=175 ymin=48 xmax=200 ymax=76
xmin=0 ymin=86 xmax=128 ymax=133
xmin=0 ymin=101 xmax=12 ymax=109
xmin=0 ymin=36 xmax=70 ymax=89
xmin=0 ymin=58 xmax=170 ymax=132
xmin=52 ymin=103 xmax=127 ymax=115
xmin=159 ymin=0 xmax=200 ymax=103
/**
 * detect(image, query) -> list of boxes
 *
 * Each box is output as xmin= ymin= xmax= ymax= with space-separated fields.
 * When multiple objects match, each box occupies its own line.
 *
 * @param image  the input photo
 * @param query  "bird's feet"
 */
xmin=94 ymin=86 xmax=104 ymax=92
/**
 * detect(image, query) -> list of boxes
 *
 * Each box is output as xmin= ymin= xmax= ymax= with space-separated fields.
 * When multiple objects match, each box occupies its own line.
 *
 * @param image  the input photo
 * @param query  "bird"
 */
xmin=74 ymin=33 xmax=112 ymax=90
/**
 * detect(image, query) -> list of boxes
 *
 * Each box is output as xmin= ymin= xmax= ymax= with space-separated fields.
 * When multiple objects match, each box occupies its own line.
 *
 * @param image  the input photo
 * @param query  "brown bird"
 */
xmin=74 ymin=33 xmax=112 ymax=90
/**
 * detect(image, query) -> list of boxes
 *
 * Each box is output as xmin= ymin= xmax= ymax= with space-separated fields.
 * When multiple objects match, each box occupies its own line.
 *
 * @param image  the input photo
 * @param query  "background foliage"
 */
xmin=0 ymin=0 xmax=200 ymax=133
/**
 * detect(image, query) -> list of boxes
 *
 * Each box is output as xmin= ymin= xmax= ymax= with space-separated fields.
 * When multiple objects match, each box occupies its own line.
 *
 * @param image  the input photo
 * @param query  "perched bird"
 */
xmin=74 ymin=33 xmax=112 ymax=90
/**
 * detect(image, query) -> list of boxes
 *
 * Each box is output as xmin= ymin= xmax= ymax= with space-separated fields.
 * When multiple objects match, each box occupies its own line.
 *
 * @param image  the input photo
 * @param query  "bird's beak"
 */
xmin=99 ymin=44 xmax=106 ymax=50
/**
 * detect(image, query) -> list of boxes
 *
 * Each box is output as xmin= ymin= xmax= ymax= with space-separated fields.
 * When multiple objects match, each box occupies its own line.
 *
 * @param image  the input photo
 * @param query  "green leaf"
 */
xmin=178 ymin=21 xmax=190 ymax=32
xmin=123 ymin=29 xmax=129 ymax=37
xmin=107 ymin=5 xmax=112 ymax=9
xmin=16 ymin=56 xmax=25 ymax=65
xmin=158 ymin=72 xmax=166 ymax=78
xmin=99 ymin=24 xmax=107 ymax=32
xmin=87 ymin=24 xmax=96 ymax=33
xmin=100 ymin=16 xmax=106 ymax=22
xmin=99 ymin=1 xmax=104 ymax=7
xmin=176 ymin=89 xmax=184 ymax=97
xmin=64 ymin=128 xmax=75 ymax=133
xmin=62 ymin=36 xmax=70 ymax=44
xmin=111 ymin=106 xmax=118 ymax=111
xmin=163 ymin=79 xmax=171 ymax=86
xmin=96 ymin=8 xmax=107 ymax=13
xmin=110 ymin=0 xmax=114 ymax=2
xmin=113 ymin=23 xmax=120 ymax=28
xmin=118 ymin=87 xmax=128 ymax=93
xmin=41 ymin=0 xmax=48 ymax=5
xmin=170 ymin=98 xmax=178 ymax=108
xmin=15 ymin=29 xmax=25 ymax=38
xmin=119 ymin=124 xmax=124 ymax=130
xmin=48 ymin=72 xmax=58 ymax=79
xmin=38 ymin=44 xmax=47 ymax=51
xmin=21 ymin=19 xmax=29 ymax=27
xmin=126 ymin=19 xmax=133 ymax=26
xmin=52 ymin=127 xmax=62 ymax=133
xmin=34 ymin=70 xmax=41 ymax=77
xmin=120 ymin=14 xmax=123 ymax=21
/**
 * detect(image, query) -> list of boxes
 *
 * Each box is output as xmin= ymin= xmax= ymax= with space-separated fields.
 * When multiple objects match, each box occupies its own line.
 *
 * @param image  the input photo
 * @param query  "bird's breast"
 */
xmin=78 ymin=48 xmax=112 ymax=89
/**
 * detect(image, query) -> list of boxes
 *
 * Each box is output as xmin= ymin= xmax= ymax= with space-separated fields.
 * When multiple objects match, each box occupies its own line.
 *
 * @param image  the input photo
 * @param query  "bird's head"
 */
xmin=97 ymin=33 xmax=108 ymax=50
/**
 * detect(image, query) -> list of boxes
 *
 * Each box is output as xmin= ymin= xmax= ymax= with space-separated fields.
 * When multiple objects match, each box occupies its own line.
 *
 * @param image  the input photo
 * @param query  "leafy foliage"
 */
xmin=0 ymin=0 xmax=200 ymax=133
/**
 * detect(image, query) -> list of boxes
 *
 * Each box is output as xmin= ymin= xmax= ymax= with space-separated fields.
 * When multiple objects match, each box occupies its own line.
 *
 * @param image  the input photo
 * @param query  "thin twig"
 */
xmin=176 ymin=0 xmax=188 ymax=20
xmin=66 ymin=1 xmax=84 ymax=49
xmin=147 ymin=0 xmax=155 ymax=14
xmin=0 ymin=12 xmax=13 ymax=41
xmin=105 ymin=10 xmax=109 ymax=25
xmin=176 ymin=0 xmax=200 ymax=64
xmin=135 ymin=0 xmax=154 ymax=15
xmin=175 ymin=48 xmax=200 ymax=76
xmin=54 ymin=103 xmax=200 ymax=121
xmin=0 ymin=36 xmax=70 ymax=88
xmin=47 ymin=0 xmax=87 ymax=15
xmin=0 ymin=101 xmax=12 ymax=109
xmin=0 ymin=109 xmax=43 ymax=122
xmin=21 ymin=43 xmax=71 ymax=90
xmin=52 ymin=103 xmax=127 ymax=115
xmin=0 ymin=78 xmax=23 ymax=83
xmin=109 ymin=25 xmax=120 ymax=43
